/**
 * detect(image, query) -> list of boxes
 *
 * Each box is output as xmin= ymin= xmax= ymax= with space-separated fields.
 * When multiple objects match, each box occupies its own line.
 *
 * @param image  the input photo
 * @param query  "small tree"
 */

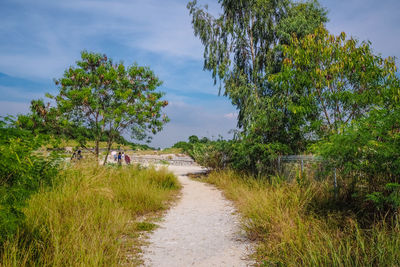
xmin=50 ymin=51 xmax=169 ymax=164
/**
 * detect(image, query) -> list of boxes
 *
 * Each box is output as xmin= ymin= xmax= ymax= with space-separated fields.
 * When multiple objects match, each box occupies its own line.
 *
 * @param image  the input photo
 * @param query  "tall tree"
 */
xmin=49 ymin=51 xmax=169 ymax=163
xmin=188 ymin=0 xmax=327 ymax=152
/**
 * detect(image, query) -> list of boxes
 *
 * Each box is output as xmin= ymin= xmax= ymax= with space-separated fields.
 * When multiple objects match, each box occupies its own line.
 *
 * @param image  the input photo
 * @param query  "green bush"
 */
xmin=314 ymin=107 xmax=400 ymax=213
xmin=185 ymin=137 xmax=289 ymax=176
xmin=0 ymin=118 xmax=59 ymax=243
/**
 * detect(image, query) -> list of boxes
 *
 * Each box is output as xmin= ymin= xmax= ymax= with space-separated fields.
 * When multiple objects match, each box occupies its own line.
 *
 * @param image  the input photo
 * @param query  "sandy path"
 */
xmin=142 ymin=165 xmax=253 ymax=267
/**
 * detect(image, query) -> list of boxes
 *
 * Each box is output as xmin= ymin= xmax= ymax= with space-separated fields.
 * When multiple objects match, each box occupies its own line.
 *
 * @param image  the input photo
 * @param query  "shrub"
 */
xmin=313 ymin=107 xmax=400 ymax=213
xmin=187 ymin=138 xmax=289 ymax=176
xmin=0 ymin=118 xmax=59 ymax=243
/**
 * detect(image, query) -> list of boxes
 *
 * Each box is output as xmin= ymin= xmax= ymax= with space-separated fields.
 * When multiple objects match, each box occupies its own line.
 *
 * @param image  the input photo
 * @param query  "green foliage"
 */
xmin=0 ymin=117 xmax=59 ymax=243
xmin=24 ymin=51 xmax=169 ymax=163
xmin=272 ymin=26 xmax=399 ymax=138
xmin=172 ymin=141 xmax=193 ymax=152
xmin=172 ymin=135 xmax=209 ymax=153
xmin=366 ymin=183 xmax=400 ymax=211
xmin=188 ymin=0 xmax=327 ymax=154
xmin=175 ymin=136 xmax=289 ymax=175
xmin=313 ymin=107 xmax=400 ymax=211
xmin=1 ymin=163 xmax=179 ymax=266
xmin=204 ymin=170 xmax=400 ymax=266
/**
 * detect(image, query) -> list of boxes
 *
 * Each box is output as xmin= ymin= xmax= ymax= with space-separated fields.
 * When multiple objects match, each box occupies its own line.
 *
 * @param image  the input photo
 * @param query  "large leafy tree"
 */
xmin=48 ymin=51 xmax=169 ymax=164
xmin=272 ymin=26 xmax=399 ymax=139
xmin=188 ymin=0 xmax=327 ymax=152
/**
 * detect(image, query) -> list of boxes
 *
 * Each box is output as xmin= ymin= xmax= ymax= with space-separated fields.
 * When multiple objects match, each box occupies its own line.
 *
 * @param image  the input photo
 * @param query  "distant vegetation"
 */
xmin=17 ymin=51 xmax=168 ymax=164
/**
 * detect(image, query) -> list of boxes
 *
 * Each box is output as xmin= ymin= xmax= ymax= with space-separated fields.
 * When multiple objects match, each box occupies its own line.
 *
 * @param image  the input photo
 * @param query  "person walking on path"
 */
xmin=125 ymin=154 xmax=131 ymax=165
xmin=117 ymin=152 xmax=122 ymax=165
xmin=111 ymin=151 xmax=117 ymax=162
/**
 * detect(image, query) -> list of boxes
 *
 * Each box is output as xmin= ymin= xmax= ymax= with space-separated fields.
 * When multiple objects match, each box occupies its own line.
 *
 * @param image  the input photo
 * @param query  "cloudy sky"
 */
xmin=0 ymin=0 xmax=399 ymax=148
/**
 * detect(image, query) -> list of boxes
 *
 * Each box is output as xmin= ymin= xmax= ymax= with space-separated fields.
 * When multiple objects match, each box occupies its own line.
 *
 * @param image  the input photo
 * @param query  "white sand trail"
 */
xmin=142 ymin=165 xmax=253 ymax=267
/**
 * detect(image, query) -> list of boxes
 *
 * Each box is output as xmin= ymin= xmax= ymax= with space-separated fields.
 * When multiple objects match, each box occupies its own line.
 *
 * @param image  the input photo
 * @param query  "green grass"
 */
xmin=1 ymin=161 xmax=180 ymax=266
xmin=200 ymin=170 xmax=400 ymax=266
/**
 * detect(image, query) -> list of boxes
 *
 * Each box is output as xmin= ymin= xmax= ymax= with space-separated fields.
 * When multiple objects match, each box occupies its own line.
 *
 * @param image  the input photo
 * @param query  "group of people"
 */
xmin=111 ymin=151 xmax=131 ymax=165
xmin=71 ymin=150 xmax=132 ymax=165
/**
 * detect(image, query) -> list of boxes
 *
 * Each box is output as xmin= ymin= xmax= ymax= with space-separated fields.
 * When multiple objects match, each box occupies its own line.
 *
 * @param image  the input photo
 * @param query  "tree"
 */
xmin=17 ymin=99 xmax=92 ymax=148
xmin=188 ymin=0 xmax=327 ymax=157
xmin=187 ymin=0 xmax=327 ymax=141
xmin=271 ymin=26 xmax=399 ymax=138
xmin=188 ymin=135 xmax=200 ymax=143
xmin=49 ymin=51 xmax=169 ymax=164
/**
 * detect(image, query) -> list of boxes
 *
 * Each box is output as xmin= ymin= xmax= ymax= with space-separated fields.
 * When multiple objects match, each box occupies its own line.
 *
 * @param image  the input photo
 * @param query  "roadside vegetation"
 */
xmin=200 ymin=170 xmax=400 ymax=266
xmin=1 ymin=154 xmax=179 ymax=266
xmin=0 ymin=51 xmax=174 ymax=265
xmin=184 ymin=0 xmax=400 ymax=265
xmin=1 ymin=0 xmax=399 ymax=265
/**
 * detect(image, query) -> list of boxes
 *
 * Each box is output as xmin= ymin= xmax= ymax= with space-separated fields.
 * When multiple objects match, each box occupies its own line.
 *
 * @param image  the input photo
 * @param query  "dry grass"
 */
xmin=1 ymin=161 xmax=180 ymax=266
xmin=131 ymin=148 xmax=184 ymax=156
xmin=44 ymin=139 xmax=134 ymax=150
xmin=202 ymin=170 xmax=400 ymax=266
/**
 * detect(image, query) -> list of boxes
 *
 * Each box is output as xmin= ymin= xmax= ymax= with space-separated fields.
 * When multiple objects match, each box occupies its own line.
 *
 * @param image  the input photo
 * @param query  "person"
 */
xmin=122 ymin=152 xmax=125 ymax=161
xmin=77 ymin=150 xmax=82 ymax=160
xmin=125 ymin=154 xmax=131 ymax=165
xmin=111 ymin=150 xmax=117 ymax=162
xmin=117 ymin=152 xmax=122 ymax=165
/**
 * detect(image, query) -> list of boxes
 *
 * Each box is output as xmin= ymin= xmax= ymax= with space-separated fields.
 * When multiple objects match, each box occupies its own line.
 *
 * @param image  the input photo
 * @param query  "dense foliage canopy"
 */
xmin=188 ymin=0 xmax=327 ymax=152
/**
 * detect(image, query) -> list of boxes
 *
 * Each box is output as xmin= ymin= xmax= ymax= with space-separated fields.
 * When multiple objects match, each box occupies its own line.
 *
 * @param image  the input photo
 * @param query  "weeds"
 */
xmin=202 ymin=170 xmax=400 ymax=266
xmin=1 ymin=161 xmax=179 ymax=266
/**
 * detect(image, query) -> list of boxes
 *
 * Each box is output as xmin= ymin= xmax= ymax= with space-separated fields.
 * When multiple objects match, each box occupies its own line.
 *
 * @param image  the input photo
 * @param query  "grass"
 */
xmin=200 ymin=170 xmax=400 ymax=266
xmin=1 ymin=160 xmax=180 ymax=266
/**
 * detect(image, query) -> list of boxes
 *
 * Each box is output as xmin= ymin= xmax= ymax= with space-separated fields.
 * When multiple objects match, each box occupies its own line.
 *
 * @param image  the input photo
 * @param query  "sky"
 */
xmin=0 ymin=0 xmax=399 ymax=148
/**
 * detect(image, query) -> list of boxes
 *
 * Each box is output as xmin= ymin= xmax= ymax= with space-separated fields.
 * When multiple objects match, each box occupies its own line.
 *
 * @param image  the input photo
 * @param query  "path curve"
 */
xmin=142 ymin=165 xmax=253 ymax=267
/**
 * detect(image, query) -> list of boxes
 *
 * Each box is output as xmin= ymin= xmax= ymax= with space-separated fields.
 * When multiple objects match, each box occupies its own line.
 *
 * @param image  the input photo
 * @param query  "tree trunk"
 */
xmin=102 ymin=137 xmax=113 ymax=166
xmin=95 ymin=139 xmax=100 ymax=165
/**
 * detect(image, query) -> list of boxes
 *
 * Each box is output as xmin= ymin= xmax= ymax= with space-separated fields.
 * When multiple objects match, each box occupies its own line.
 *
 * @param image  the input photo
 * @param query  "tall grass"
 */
xmin=1 ymin=161 xmax=179 ymax=266
xmin=203 ymin=170 xmax=400 ymax=266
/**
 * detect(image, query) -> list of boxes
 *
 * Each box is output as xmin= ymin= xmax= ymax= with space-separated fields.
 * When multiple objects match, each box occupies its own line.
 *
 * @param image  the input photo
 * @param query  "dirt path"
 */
xmin=142 ymin=165 xmax=253 ymax=266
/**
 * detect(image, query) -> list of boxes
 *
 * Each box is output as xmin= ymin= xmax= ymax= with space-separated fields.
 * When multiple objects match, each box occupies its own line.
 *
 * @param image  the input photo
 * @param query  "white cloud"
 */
xmin=0 ymin=0 xmax=206 ymax=80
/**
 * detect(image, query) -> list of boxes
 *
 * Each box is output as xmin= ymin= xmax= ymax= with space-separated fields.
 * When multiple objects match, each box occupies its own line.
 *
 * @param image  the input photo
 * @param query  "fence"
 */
xmin=278 ymin=155 xmax=338 ymax=198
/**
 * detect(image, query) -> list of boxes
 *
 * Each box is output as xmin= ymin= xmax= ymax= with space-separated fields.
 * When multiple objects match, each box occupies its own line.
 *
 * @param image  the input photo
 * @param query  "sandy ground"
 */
xmin=142 ymin=165 xmax=254 ymax=267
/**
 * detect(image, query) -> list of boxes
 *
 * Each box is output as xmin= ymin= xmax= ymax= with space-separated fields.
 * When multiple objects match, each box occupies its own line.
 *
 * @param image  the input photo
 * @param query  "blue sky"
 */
xmin=0 ymin=0 xmax=399 ymax=148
